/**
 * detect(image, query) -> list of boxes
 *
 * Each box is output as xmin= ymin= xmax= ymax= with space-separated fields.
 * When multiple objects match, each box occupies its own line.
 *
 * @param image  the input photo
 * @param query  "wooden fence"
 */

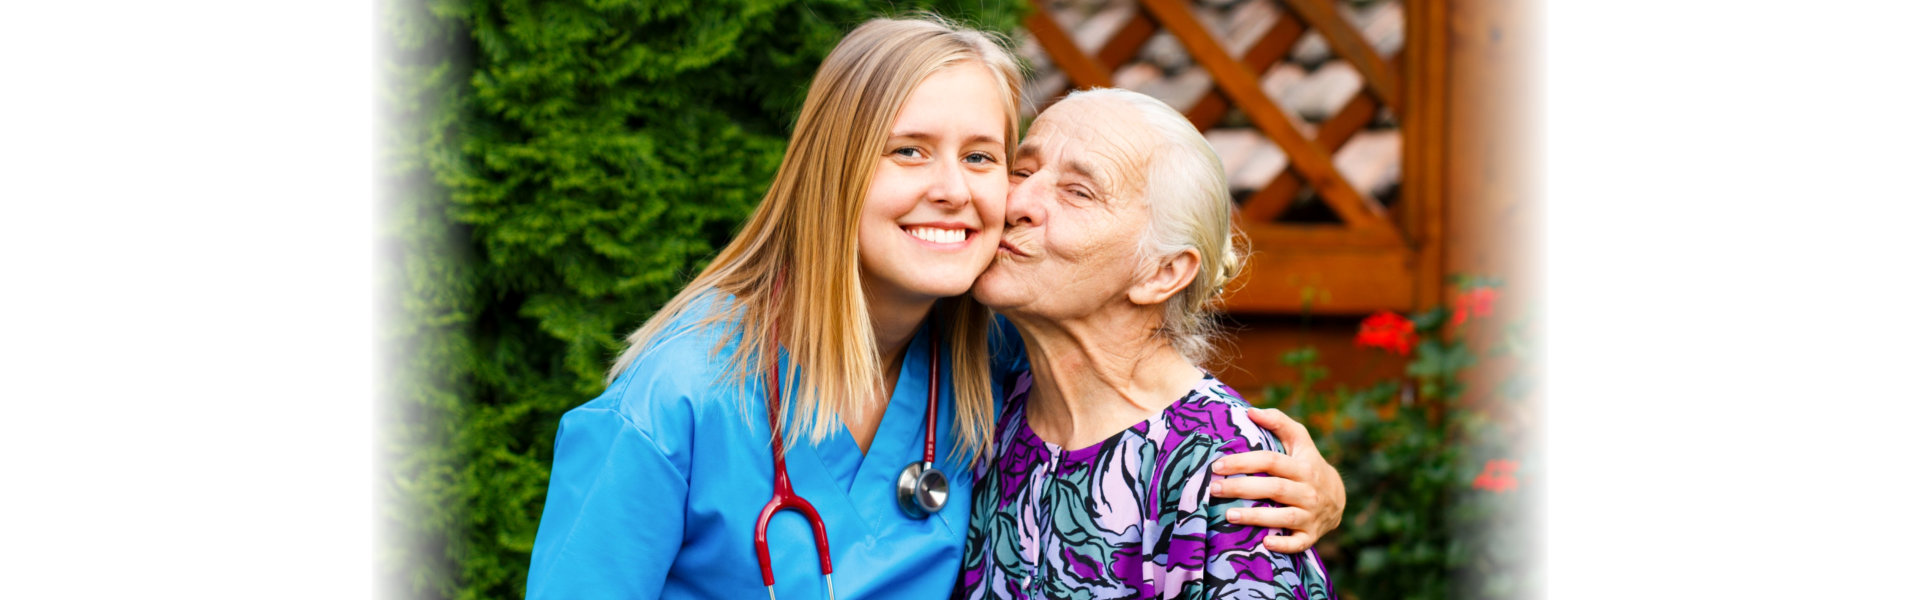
xmin=1018 ymin=0 xmax=1449 ymax=316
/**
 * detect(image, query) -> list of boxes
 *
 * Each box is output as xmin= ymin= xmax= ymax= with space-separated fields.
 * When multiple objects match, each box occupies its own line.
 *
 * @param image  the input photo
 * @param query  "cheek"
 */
xmin=1054 ymin=215 xmax=1124 ymax=265
xmin=976 ymin=177 xmax=1009 ymax=227
xmin=860 ymin=167 xmax=915 ymax=224
xmin=964 ymin=164 xmax=1007 ymax=202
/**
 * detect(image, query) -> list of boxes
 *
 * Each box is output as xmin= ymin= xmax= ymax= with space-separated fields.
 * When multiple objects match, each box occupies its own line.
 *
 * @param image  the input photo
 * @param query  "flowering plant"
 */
xmin=1355 ymin=311 xmax=1417 ymax=355
xmin=1257 ymin=278 xmax=1533 ymax=599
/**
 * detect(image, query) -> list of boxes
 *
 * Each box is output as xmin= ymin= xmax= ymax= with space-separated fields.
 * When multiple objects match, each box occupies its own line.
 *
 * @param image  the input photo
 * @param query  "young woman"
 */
xmin=525 ymin=16 xmax=1341 ymax=600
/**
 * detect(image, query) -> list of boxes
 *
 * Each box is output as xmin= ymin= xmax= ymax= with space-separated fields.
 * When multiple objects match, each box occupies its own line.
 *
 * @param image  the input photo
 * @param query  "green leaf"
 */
xmin=1410 ymin=305 xmax=1450 ymax=333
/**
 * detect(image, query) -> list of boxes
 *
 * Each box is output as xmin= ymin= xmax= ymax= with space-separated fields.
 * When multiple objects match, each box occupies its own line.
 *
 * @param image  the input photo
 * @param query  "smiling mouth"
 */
xmin=997 ymin=239 xmax=1031 ymax=257
xmin=903 ymin=226 xmax=972 ymax=245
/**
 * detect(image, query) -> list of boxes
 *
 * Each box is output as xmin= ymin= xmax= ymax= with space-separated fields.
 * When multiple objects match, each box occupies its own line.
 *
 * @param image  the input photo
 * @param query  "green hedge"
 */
xmin=380 ymin=1 xmax=1024 ymax=598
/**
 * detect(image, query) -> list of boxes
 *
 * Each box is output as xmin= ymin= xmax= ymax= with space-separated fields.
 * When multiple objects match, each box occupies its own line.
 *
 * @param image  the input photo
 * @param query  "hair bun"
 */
xmin=1211 ymin=236 xmax=1244 ymax=295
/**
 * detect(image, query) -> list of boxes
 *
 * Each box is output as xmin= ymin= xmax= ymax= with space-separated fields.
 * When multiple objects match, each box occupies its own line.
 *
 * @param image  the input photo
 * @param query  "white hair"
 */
xmin=1063 ymin=88 xmax=1245 ymax=365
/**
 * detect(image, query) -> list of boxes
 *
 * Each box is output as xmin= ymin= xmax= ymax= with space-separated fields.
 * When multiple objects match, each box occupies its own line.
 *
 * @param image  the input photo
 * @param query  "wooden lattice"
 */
xmin=1019 ymin=0 xmax=1447 ymax=314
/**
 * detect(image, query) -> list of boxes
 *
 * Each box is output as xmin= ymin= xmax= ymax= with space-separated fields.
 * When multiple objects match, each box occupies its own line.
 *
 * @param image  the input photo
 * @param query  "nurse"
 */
xmin=525 ymin=16 xmax=1344 ymax=600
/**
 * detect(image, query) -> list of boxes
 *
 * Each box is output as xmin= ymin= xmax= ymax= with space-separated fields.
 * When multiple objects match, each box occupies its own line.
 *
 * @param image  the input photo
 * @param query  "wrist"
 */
xmin=1322 ymin=464 xmax=1346 ymax=524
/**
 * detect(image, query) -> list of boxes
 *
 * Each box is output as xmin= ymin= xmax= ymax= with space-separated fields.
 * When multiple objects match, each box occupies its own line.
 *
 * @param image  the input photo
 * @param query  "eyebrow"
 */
xmin=1014 ymin=144 xmax=1111 ymax=194
xmin=1064 ymin=159 xmax=1110 ymax=194
xmin=889 ymin=131 xmax=1005 ymax=147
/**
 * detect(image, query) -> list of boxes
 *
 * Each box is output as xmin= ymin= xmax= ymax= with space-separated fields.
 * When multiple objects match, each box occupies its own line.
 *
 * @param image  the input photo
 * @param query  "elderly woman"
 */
xmin=954 ymin=89 xmax=1334 ymax=599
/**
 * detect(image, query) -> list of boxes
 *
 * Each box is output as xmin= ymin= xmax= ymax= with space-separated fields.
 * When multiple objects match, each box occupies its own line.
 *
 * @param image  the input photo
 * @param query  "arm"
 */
xmin=1208 ymin=408 xmax=1346 ymax=554
xmin=525 ymin=407 xmax=685 ymax=600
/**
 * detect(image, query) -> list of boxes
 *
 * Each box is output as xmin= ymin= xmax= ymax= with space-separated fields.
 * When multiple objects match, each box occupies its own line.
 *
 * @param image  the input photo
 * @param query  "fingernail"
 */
xmin=1208 ymin=482 xmax=1221 ymax=496
xmin=1226 ymin=509 xmax=1241 ymax=523
xmin=1211 ymin=462 xmax=1225 ymax=474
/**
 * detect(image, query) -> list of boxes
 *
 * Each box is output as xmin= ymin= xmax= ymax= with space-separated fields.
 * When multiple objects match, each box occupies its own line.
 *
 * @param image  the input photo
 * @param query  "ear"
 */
xmin=1128 ymin=248 xmax=1201 ymax=307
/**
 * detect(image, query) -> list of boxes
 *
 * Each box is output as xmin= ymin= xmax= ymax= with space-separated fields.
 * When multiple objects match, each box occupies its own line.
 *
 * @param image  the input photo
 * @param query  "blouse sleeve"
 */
xmin=1165 ymin=406 xmax=1334 ymax=600
xmin=525 ymin=406 xmax=686 ymax=600
xmin=1196 ymin=469 xmax=1333 ymax=600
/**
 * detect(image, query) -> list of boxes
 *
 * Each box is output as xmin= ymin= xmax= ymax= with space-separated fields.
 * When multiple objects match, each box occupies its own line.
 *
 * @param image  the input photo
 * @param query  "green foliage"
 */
xmin=1256 ymin=299 xmax=1535 ymax=599
xmin=380 ymin=1 xmax=1025 ymax=598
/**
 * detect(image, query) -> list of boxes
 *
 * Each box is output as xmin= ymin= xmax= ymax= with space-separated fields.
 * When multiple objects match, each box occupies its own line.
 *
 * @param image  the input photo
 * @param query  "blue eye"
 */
xmin=892 ymin=147 xmax=925 ymax=159
xmin=964 ymin=152 xmax=997 ymax=164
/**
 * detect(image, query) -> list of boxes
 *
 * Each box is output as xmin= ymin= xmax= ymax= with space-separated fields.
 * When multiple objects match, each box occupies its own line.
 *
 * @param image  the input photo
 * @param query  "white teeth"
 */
xmin=908 ymin=227 xmax=966 ymax=244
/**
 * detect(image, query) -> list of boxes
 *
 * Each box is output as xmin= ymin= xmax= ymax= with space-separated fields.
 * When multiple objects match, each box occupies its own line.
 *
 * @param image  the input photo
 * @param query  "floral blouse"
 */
xmin=953 ymin=372 xmax=1335 ymax=600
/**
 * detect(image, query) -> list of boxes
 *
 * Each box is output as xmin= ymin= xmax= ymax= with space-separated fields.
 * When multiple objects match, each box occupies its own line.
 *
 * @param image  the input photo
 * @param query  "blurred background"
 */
xmin=381 ymin=0 xmax=1538 ymax=597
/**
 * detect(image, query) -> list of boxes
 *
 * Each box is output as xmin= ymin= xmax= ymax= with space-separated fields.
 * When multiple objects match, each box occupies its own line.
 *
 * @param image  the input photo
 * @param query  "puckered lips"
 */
xmin=996 ymin=230 xmax=1035 ymax=258
xmin=900 ymin=222 xmax=977 ymax=250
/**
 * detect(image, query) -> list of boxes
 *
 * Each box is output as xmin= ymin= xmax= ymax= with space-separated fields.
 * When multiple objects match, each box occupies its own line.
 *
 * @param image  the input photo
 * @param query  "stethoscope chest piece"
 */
xmin=896 ymin=461 xmax=949 ymax=519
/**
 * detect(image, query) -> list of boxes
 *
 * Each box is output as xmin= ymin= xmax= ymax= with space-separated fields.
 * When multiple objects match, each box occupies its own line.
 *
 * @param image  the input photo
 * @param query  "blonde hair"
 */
xmin=608 ymin=16 xmax=1022 ymax=465
xmin=1065 ymin=88 xmax=1245 ymax=366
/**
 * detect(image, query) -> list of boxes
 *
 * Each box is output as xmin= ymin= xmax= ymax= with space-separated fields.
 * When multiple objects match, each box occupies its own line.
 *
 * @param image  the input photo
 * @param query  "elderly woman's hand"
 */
xmin=1208 ymin=407 xmax=1346 ymax=553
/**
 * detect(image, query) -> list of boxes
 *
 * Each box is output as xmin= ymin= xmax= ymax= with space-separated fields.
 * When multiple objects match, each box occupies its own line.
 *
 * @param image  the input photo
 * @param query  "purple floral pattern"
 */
xmin=953 ymin=373 xmax=1334 ymax=600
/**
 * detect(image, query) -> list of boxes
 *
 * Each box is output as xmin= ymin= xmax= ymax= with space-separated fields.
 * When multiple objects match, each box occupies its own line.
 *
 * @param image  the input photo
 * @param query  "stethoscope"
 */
xmin=752 ymin=318 xmax=950 ymax=600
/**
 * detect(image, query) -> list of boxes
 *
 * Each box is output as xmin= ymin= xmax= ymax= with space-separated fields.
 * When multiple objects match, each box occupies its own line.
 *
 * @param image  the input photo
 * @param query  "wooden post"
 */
xmin=1406 ymin=0 xmax=1450 ymax=309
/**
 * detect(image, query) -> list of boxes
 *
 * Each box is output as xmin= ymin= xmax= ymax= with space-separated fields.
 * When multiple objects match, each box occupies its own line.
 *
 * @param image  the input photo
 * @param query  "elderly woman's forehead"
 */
xmin=1035 ymin=98 xmax=1147 ymax=143
xmin=1028 ymin=99 xmax=1153 ymax=178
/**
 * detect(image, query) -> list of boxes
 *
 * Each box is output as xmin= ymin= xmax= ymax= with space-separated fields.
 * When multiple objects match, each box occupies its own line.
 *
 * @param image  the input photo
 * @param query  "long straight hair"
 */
xmin=608 ymin=16 xmax=1022 ymax=465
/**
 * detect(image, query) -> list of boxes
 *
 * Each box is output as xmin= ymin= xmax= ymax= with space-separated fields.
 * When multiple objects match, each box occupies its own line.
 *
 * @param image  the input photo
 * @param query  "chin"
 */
xmin=910 ymin=274 xmax=979 ymax=300
xmin=968 ymin=276 xmax=1021 ymax=311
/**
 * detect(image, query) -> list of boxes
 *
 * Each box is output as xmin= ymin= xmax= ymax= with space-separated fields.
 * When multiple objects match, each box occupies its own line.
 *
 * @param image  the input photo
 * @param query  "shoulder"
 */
xmin=987 ymin=315 xmax=1028 ymax=379
xmin=1154 ymin=376 xmax=1283 ymax=465
xmin=1141 ymin=377 xmax=1281 ymax=517
xmin=579 ymin=292 xmax=749 ymax=434
xmin=974 ymin=369 xmax=1034 ymax=480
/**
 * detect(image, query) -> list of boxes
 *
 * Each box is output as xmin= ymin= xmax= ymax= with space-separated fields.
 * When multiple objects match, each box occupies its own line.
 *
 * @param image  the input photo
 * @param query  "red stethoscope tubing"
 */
xmin=753 ymin=353 xmax=834 ymax=590
xmin=920 ymin=328 xmax=939 ymax=468
xmin=752 ymin=310 xmax=941 ymax=596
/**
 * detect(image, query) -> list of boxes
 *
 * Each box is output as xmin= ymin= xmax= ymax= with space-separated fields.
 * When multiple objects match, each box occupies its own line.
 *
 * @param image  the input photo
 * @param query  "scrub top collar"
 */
xmin=778 ymin=318 xmax=955 ymax=534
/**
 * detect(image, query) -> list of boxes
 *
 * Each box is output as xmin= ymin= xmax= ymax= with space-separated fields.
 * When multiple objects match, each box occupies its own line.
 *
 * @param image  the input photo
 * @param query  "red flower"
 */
xmin=1450 ymin=286 xmax=1500 ymax=326
xmin=1355 ymin=311 xmax=1417 ymax=355
xmin=1472 ymin=458 xmax=1519 ymax=493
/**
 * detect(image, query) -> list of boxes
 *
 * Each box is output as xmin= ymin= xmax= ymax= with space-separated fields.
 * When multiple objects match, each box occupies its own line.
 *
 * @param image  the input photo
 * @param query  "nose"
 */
xmin=924 ymin=156 xmax=970 ymax=208
xmin=1004 ymin=172 xmax=1043 ymax=228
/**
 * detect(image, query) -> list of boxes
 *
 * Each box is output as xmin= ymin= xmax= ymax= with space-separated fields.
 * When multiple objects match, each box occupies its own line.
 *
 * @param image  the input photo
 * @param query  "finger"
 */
xmin=1244 ymin=405 xmax=1291 ymax=429
xmin=1263 ymin=530 xmax=1319 ymax=554
xmin=1224 ymin=504 xmax=1312 ymax=532
xmin=1211 ymin=450 xmax=1309 ymax=481
xmin=1251 ymin=408 xmax=1318 ymax=456
xmin=1211 ymin=475 xmax=1319 ymax=509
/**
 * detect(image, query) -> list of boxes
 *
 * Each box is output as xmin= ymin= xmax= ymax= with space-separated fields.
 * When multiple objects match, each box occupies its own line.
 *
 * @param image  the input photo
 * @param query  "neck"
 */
xmin=1008 ymin=305 xmax=1201 ymax=450
xmin=840 ymin=286 xmax=934 ymax=454
xmin=867 ymin=293 xmax=935 ymax=374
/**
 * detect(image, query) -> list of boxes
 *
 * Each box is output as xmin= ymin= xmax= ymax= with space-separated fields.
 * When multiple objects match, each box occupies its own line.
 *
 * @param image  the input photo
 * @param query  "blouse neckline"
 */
xmin=1011 ymin=372 xmax=1217 ymax=462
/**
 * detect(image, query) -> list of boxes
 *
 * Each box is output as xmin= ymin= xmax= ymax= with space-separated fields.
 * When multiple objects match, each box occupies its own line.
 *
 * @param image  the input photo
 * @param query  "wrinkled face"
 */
xmin=858 ymin=62 xmax=1010 ymax=306
xmin=971 ymin=96 xmax=1154 ymax=321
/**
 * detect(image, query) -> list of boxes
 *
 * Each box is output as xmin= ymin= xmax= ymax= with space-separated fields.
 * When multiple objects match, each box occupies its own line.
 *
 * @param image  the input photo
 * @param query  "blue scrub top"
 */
xmin=526 ymin=296 xmax=1024 ymax=599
